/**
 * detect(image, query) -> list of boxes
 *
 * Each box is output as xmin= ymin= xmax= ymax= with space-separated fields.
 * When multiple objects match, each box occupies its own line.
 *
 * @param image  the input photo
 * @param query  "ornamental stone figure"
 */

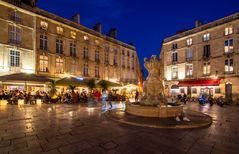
xmin=140 ymin=55 xmax=167 ymax=106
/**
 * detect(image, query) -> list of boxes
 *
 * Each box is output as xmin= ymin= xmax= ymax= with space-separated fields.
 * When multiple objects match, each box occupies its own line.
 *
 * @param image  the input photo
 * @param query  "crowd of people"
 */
xmin=0 ymin=89 xmax=128 ymax=105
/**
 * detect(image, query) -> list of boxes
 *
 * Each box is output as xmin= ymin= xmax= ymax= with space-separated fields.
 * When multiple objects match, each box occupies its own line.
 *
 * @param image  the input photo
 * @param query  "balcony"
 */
xmin=224 ymin=71 xmax=234 ymax=75
xmin=83 ymin=56 xmax=89 ymax=60
xmin=56 ymin=51 xmax=64 ymax=55
xmin=9 ymin=39 xmax=21 ymax=45
xmin=95 ymin=59 xmax=100 ymax=63
xmin=224 ymin=51 xmax=234 ymax=57
xmin=113 ymin=62 xmax=118 ymax=67
xmin=95 ymin=75 xmax=100 ymax=78
xmin=172 ymin=60 xmax=178 ymax=65
xmin=186 ymin=57 xmax=193 ymax=62
xmin=104 ymin=61 xmax=109 ymax=65
xmin=40 ymin=46 xmax=48 ymax=52
xmin=202 ymin=56 xmax=211 ymax=61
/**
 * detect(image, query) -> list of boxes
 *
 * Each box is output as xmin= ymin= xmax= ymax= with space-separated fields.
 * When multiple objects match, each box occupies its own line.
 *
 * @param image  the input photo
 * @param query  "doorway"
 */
xmin=225 ymin=83 xmax=232 ymax=99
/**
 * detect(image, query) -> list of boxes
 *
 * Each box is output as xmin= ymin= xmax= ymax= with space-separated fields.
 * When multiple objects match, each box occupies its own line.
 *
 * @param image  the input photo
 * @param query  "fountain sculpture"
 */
xmin=126 ymin=55 xmax=183 ymax=118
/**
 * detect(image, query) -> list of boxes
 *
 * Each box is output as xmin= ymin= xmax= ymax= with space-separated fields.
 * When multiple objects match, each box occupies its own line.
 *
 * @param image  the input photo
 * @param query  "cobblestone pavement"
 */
xmin=0 ymin=102 xmax=239 ymax=154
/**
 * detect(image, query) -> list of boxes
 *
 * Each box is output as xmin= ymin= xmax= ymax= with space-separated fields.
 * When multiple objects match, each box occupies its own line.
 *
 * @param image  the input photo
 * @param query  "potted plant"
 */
xmin=86 ymin=79 xmax=96 ymax=104
xmin=49 ymin=80 xmax=58 ymax=103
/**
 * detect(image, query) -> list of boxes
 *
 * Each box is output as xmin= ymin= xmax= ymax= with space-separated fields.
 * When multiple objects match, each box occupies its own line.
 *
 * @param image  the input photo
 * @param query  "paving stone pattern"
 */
xmin=0 ymin=103 xmax=239 ymax=154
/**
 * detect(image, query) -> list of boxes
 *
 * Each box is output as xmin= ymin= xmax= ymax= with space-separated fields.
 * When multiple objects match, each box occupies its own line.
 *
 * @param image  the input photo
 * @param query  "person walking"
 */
xmin=108 ymin=91 xmax=113 ymax=109
xmin=135 ymin=90 xmax=139 ymax=102
xmin=101 ymin=90 xmax=108 ymax=110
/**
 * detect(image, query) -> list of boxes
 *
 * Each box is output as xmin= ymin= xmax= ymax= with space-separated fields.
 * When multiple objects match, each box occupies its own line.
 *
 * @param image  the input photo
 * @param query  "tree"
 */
xmin=49 ymin=80 xmax=57 ymax=97
xmin=98 ymin=80 xmax=109 ymax=91
xmin=86 ymin=79 xmax=96 ymax=92
xmin=68 ymin=85 xmax=76 ymax=93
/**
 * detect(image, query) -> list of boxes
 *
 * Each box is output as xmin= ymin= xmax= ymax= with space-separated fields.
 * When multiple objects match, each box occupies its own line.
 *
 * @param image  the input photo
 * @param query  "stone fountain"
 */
xmin=126 ymin=55 xmax=183 ymax=118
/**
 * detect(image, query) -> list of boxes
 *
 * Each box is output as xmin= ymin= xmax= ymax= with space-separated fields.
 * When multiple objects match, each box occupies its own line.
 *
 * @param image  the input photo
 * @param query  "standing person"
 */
xmin=135 ymin=90 xmax=139 ymax=102
xmin=183 ymin=93 xmax=187 ymax=104
xmin=101 ymin=90 xmax=108 ymax=110
xmin=108 ymin=91 xmax=113 ymax=109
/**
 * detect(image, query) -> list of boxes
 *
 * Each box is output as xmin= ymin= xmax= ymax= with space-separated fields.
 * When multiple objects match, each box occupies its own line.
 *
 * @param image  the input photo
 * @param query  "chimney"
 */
xmin=109 ymin=28 xmax=117 ymax=39
xmin=73 ymin=13 xmax=80 ymax=24
xmin=30 ymin=0 xmax=37 ymax=7
xmin=93 ymin=23 xmax=102 ymax=33
xmin=195 ymin=20 xmax=203 ymax=28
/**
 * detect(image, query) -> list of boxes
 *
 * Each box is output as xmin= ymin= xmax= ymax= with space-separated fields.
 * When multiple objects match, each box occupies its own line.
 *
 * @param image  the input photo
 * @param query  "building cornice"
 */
xmin=1 ymin=0 xmax=136 ymax=50
xmin=163 ymin=12 xmax=239 ymax=44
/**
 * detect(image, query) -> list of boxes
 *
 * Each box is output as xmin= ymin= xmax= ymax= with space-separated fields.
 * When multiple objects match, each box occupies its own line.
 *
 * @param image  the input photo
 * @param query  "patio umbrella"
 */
xmin=96 ymin=80 xmax=122 ymax=88
xmin=0 ymin=73 xmax=51 ymax=83
xmin=56 ymin=77 xmax=87 ymax=86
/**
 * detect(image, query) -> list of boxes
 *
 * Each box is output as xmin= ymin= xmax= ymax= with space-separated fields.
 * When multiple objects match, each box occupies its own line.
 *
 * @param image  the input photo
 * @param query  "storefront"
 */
xmin=174 ymin=79 xmax=221 ymax=97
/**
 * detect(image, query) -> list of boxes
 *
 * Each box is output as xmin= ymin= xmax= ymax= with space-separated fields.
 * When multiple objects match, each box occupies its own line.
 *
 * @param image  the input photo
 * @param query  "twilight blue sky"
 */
xmin=38 ymin=0 xmax=239 ymax=77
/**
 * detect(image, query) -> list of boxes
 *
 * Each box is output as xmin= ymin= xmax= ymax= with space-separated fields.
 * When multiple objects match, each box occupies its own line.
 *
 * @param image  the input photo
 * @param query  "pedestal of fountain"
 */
xmin=126 ymin=55 xmax=183 ymax=118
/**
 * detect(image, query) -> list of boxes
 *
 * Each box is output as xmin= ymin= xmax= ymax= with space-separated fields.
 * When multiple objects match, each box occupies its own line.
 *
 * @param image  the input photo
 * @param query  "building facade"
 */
xmin=161 ymin=12 xmax=239 ymax=100
xmin=0 ymin=0 xmax=142 ymax=90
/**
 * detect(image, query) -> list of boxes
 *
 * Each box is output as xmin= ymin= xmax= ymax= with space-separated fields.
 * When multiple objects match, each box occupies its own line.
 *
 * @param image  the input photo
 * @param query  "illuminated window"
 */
xmin=10 ymin=50 xmax=20 ymax=67
xmin=70 ymin=42 xmax=76 ymax=57
xmin=203 ymin=62 xmax=210 ymax=75
xmin=225 ymin=59 xmax=233 ymax=73
xmin=225 ymin=27 xmax=233 ymax=35
xmin=70 ymin=31 xmax=76 ymax=39
xmin=39 ymin=55 xmax=48 ymax=72
xmin=215 ymin=87 xmax=221 ymax=94
xmin=186 ymin=38 xmax=193 ymax=46
xmin=186 ymin=64 xmax=193 ymax=77
xmin=40 ymin=21 xmax=48 ymax=30
xmin=56 ymin=39 xmax=63 ymax=54
xmin=56 ymin=57 xmax=64 ymax=73
xmin=224 ymin=39 xmax=233 ymax=53
xmin=172 ymin=66 xmax=178 ymax=79
xmin=83 ymin=62 xmax=88 ymax=76
xmin=192 ymin=88 xmax=197 ymax=94
xmin=56 ymin=26 xmax=63 ymax=35
xmin=9 ymin=25 xmax=21 ymax=44
xmin=202 ymin=33 xmax=210 ymax=41
xmin=40 ymin=34 xmax=48 ymax=50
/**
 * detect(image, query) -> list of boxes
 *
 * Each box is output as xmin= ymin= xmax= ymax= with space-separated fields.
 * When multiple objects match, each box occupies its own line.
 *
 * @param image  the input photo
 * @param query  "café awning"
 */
xmin=178 ymin=79 xmax=221 ymax=87
xmin=0 ymin=73 xmax=51 ymax=83
xmin=56 ymin=77 xmax=87 ymax=86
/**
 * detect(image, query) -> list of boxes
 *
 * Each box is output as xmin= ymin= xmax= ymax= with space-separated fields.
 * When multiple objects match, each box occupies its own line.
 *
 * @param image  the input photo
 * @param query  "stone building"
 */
xmin=0 ymin=0 xmax=142 ymax=91
xmin=161 ymin=12 xmax=239 ymax=100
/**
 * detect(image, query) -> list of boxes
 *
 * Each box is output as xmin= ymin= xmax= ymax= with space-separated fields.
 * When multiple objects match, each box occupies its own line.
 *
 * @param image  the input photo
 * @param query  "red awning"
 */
xmin=178 ymin=79 xmax=220 ymax=87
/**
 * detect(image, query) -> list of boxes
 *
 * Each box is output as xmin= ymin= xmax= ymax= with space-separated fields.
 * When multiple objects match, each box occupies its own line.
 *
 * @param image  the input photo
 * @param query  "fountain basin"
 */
xmin=126 ymin=103 xmax=183 ymax=118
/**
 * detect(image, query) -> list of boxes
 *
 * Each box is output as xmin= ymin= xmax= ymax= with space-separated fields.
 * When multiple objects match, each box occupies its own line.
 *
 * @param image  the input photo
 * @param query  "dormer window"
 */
xmin=95 ymin=40 xmax=99 ymax=44
xmin=186 ymin=38 xmax=193 ymax=46
xmin=40 ymin=21 xmax=48 ymax=30
xmin=70 ymin=31 xmax=76 ymax=39
xmin=225 ymin=27 xmax=233 ymax=36
xmin=56 ymin=26 xmax=63 ymax=35
xmin=172 ymin=43 xmax=177 ymax=50
xmin=202 ymin=33 xmax=210 ymax=42
xmin=84 ymin=36 xmax=89 ymax=41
